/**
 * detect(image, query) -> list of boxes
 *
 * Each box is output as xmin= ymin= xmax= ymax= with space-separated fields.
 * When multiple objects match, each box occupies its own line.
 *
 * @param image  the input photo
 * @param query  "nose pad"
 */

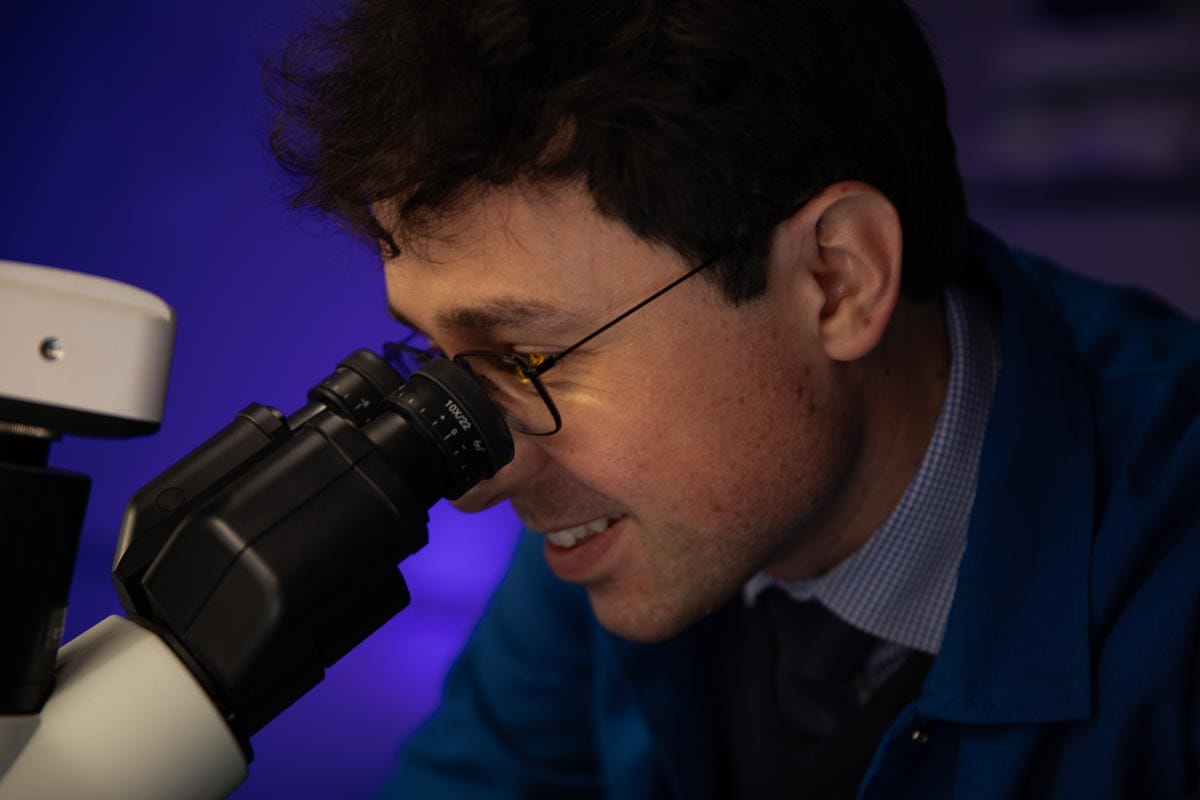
xmin=451 ymin=433 xmax=547 ymax=512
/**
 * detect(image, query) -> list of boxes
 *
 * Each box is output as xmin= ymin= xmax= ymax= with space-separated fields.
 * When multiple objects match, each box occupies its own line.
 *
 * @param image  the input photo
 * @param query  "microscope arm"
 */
xmin=0 ymin=617 xmax=246 ymax=800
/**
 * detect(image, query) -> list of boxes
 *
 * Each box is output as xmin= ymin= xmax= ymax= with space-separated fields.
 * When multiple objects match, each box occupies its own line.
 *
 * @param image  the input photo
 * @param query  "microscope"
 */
xmin=0 ymin=259 xmax=513 ymax=799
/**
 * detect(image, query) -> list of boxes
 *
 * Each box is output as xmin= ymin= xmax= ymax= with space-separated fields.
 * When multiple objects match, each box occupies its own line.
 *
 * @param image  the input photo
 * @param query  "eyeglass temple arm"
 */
xmin=532 ymin=253 xmax=722 ymax=373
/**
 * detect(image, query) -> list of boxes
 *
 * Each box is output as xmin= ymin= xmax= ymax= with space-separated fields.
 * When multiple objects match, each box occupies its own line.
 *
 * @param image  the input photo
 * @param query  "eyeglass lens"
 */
xmin=454 ymin=353 xmax=557 ymax=434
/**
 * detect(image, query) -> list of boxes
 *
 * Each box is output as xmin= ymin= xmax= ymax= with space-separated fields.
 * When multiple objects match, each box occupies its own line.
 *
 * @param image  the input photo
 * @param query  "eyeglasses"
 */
xmin=383 ymin=252 xmax=722 ymax=435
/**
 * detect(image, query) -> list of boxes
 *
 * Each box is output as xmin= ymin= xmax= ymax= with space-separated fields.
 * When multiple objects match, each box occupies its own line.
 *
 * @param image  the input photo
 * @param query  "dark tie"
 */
xmin=717 ymin=588 xmax=935 ymax=800
xmin=759 ymin=589 xmax=879 ymax=739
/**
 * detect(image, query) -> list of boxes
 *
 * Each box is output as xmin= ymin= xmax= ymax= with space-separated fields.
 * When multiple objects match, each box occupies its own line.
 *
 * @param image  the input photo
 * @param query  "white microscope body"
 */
xmin=0 ymin=259 xmax=247 ymax=799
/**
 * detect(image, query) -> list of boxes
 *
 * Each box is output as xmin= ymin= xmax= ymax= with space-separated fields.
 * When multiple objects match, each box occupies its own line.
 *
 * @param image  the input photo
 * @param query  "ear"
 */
xmin=773 ymin=181 xmax=902 ymax=362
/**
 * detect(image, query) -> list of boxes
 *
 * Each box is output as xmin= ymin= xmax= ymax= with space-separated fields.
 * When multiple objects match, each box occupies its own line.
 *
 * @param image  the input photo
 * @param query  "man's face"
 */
xmin=384 ymin=182 xmax=862 ymax=642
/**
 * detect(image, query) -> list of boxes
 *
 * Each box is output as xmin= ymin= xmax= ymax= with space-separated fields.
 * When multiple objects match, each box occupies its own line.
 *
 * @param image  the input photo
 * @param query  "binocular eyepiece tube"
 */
xmin=111 ymin=350 xmax=513 ymax=747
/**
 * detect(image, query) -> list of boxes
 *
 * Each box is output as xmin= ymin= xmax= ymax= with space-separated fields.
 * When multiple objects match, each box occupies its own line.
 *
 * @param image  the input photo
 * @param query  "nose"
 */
xmin=451 ymin=432 xmax=548 ymax=512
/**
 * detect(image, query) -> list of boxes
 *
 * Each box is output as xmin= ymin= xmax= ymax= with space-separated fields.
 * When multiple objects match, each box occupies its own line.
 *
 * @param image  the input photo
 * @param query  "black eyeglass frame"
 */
xmin=384 ymin=252 xmax=723 ymax=436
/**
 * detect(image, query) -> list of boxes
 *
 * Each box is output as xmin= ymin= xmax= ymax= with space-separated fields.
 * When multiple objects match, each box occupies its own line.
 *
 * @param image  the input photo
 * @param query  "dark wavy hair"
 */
xmin=269 ymin=0 xmax=968 ymax=302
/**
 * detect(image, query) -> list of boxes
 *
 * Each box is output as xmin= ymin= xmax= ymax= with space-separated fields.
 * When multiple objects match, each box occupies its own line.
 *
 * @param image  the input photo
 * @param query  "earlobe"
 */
xmin=805 ymin=182 xmax=903 ymax=362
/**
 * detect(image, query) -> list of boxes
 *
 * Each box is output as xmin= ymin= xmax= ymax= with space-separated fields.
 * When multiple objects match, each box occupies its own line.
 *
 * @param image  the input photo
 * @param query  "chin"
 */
xmin=586 ymin=587 xmax=715 ymax=644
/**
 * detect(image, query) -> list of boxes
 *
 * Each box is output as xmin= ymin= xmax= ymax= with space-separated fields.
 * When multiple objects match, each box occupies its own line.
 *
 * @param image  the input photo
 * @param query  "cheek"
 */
xmin=541 ymin=316 xmax=835 ymax=518
xmin=598 ymin=348 xmax=821 ymax=511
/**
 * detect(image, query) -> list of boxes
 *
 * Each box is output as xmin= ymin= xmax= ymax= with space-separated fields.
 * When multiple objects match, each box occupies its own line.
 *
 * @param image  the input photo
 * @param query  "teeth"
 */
xmin=546 ymin=515 xmax=624 ymax=549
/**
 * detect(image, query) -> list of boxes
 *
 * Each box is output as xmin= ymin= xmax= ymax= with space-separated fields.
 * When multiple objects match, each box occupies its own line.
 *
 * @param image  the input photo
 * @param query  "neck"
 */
xmin=766 ymin=291 xmax=951 ymax=580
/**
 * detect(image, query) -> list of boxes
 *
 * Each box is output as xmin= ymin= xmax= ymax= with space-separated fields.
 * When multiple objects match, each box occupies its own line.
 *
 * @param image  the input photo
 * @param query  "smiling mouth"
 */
xmin=544 ymin=514 xmax=627 ymax=549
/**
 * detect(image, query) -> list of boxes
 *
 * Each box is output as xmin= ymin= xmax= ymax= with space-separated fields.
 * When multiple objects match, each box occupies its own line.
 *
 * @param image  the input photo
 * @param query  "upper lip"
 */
xmin=524 ymin=513 xmax=624 ymax=535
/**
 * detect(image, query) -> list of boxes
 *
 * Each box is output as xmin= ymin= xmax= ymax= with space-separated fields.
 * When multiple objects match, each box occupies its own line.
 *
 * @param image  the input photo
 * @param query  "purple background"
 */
xmin=1 ymin=2 xmax=1196 ymax=798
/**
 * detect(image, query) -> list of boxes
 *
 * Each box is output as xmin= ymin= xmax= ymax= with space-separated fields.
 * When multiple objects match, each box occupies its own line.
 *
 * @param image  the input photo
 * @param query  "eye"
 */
xmin=517 ymin=352 xmax=549 ymax=380
xmin=513 ymin=347 xmax=564 ymax=368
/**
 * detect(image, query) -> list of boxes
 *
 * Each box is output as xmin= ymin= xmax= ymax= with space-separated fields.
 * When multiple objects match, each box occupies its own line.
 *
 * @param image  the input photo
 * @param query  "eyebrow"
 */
xmin=387 ymin=297 xmax=587 ymax=336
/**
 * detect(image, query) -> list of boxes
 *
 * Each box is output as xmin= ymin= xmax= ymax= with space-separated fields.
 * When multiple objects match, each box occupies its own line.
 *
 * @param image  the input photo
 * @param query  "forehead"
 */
xmin=382 ymin=182 xmax=689 ymax=326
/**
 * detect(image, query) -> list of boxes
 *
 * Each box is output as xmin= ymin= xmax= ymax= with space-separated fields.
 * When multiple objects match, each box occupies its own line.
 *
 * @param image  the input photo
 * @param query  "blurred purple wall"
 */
xmin=1 ymin=2 xmax=1196 ymax=798
xmin=913 ymin=0 xmax=1200 ymax=314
